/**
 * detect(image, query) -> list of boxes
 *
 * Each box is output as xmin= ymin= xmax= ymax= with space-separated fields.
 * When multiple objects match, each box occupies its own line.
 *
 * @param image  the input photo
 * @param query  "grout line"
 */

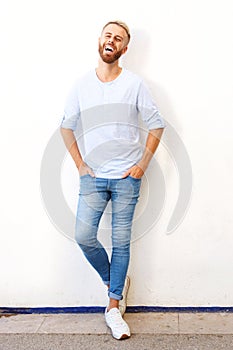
xmin=178 ymin=313 xmax=180 ymax=334
xmin=35 ymin=316 xmax=46 ymax=333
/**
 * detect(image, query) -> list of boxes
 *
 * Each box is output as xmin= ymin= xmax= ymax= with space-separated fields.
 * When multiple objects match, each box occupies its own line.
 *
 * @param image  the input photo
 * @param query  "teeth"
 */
xmin=105 ymin=46 xmax=113 ymax=52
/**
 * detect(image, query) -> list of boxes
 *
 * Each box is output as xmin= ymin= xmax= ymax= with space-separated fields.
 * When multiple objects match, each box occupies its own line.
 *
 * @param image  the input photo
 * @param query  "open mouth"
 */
xmin=104 ymin=45 xmax=114 ymax=53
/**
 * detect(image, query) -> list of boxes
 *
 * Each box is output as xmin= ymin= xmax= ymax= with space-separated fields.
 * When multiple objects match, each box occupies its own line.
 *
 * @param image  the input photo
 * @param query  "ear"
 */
xmin=122 ymin=46 xmax=128 ymax=55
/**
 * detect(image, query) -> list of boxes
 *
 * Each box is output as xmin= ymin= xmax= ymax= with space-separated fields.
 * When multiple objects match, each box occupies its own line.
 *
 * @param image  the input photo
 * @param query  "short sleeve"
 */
xmin=60 ymin=81 xmax=80 ymax=131
xmin=137 ymin=81 xmax=165 ymax=130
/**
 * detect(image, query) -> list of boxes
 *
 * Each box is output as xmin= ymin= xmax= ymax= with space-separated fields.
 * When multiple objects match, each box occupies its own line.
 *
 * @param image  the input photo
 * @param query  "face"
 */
xmin=98 ymin=24 xmax=128 ymax=64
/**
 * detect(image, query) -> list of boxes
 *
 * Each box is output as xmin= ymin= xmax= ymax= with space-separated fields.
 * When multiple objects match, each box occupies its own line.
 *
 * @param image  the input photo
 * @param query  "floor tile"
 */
xmin=179 ymin=312 xmax=233 ymax=334
xmin=124 ymin=312 xmax=179 ymax=334
xmin=37 ymin=313 xmax=108 ymax=334
xmin=0 ymin=314 xmax=45 ymax=333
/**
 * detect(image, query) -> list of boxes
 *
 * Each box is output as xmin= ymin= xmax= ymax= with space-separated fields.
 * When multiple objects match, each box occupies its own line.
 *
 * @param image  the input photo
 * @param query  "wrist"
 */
xmin=137 ymin=159 xmax=148 ymax=172
xmin=76 ymin=159 xmax=84 ymax=170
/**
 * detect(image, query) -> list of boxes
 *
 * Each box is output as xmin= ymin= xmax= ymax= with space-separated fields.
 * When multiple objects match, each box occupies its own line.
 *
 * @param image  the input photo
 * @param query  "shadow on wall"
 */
xmin=122 ymin=28 xmax=151 ymax=77
xmin=122 ymin=28 xmax=193 ymax=235
xmin=122 ymin=27 xmax=179 ymax=130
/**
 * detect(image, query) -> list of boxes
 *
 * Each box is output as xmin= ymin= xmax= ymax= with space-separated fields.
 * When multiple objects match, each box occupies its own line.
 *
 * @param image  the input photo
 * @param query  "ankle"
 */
xmin=107 ymin=299 xmax=119 ymax=311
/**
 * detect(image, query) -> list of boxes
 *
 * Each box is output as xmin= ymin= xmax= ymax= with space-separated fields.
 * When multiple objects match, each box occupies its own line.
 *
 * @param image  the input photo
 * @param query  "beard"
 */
xmin=98 ymin=43 xmax=124 ymax=64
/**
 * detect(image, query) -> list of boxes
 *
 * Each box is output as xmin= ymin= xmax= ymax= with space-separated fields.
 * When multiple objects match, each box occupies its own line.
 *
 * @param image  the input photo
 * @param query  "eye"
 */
xmin=115 ymin=37 xmax=122 ymax=42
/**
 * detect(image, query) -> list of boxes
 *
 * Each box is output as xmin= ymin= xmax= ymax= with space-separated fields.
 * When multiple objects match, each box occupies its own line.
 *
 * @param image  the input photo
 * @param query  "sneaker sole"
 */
xmin=119 ymin=334 xmax=130 ymax=340
xmin=106 ymin=323 xmax=130 ymax=340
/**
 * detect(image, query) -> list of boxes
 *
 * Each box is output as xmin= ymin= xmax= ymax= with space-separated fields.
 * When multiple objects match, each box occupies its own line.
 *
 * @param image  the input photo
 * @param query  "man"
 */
xmin=60 ymin=20 xmax=165 ymax=340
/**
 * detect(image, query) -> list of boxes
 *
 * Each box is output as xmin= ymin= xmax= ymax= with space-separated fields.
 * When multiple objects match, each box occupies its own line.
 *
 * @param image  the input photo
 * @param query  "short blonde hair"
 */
xmin=102 ymin=21 xmax=130 ymax=43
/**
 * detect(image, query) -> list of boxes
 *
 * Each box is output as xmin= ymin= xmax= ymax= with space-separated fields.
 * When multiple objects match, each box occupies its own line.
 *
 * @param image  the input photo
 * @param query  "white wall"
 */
xmin=1 ymin=0 xmax=233 ymax=307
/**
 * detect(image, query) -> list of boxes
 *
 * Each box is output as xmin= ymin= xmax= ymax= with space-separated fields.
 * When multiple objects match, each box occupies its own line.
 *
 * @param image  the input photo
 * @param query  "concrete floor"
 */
xmin=1 ymin=312 xmax=233 ymax=349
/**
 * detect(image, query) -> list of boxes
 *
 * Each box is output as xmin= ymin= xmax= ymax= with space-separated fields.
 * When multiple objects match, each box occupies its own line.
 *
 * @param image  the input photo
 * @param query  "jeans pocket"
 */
xmin=80 ymin=174 xmax=91 ymax=179
xmin=128 ymin=175 xmax=142 ymax=181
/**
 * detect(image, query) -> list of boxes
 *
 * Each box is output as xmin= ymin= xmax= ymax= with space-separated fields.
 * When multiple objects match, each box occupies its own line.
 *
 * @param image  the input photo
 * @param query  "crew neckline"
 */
xmin=94 ymin=68 xmax=124 ymax=85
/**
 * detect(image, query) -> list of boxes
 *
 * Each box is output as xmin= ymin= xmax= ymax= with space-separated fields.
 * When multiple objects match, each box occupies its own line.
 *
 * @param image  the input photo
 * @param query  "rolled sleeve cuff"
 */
xmin=60 ymin=114 xmax=77 ymax=131
xmin=146 ymin=111 xmax=166 ymax=130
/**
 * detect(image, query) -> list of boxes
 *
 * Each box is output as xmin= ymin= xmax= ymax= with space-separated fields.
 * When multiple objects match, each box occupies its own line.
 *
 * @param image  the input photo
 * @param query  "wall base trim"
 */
xmin=1 ymin=306 xmax=233 ymax=314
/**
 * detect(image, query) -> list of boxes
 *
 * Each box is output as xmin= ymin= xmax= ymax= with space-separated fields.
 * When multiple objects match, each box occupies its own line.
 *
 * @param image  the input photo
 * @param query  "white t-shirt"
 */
xmin=61 ymin=68 xmax=165 ymax=178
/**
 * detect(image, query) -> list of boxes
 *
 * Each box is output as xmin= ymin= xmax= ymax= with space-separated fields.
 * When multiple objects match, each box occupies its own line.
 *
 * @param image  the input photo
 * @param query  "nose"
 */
xmin=108 ymin=37 xmax=114 ymax=44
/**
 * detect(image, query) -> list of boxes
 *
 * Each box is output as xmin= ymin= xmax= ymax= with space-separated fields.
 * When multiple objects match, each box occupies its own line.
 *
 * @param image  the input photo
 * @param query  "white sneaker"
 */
xmin=119 ymin=275 xmax=130 ymax=316
xmin=105 ymin=307 xmax=130 ymax=340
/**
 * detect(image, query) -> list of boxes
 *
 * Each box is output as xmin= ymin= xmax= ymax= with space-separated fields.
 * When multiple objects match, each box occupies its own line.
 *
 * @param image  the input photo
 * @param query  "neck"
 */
xmin=96 ymin=59 xmax=122 ymax=82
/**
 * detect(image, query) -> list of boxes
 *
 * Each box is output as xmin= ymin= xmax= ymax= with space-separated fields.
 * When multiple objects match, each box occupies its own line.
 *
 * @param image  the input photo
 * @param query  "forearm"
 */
xmin=138 ymin=128 xmax=164 ymax=171
xmin=60 ymin=128 xmax=83 ymax=169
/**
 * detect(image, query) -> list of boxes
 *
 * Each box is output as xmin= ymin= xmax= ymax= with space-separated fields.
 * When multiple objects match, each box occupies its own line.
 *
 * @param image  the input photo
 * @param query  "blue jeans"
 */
xmin=75 ymin=174 xmax=141 ymax=301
